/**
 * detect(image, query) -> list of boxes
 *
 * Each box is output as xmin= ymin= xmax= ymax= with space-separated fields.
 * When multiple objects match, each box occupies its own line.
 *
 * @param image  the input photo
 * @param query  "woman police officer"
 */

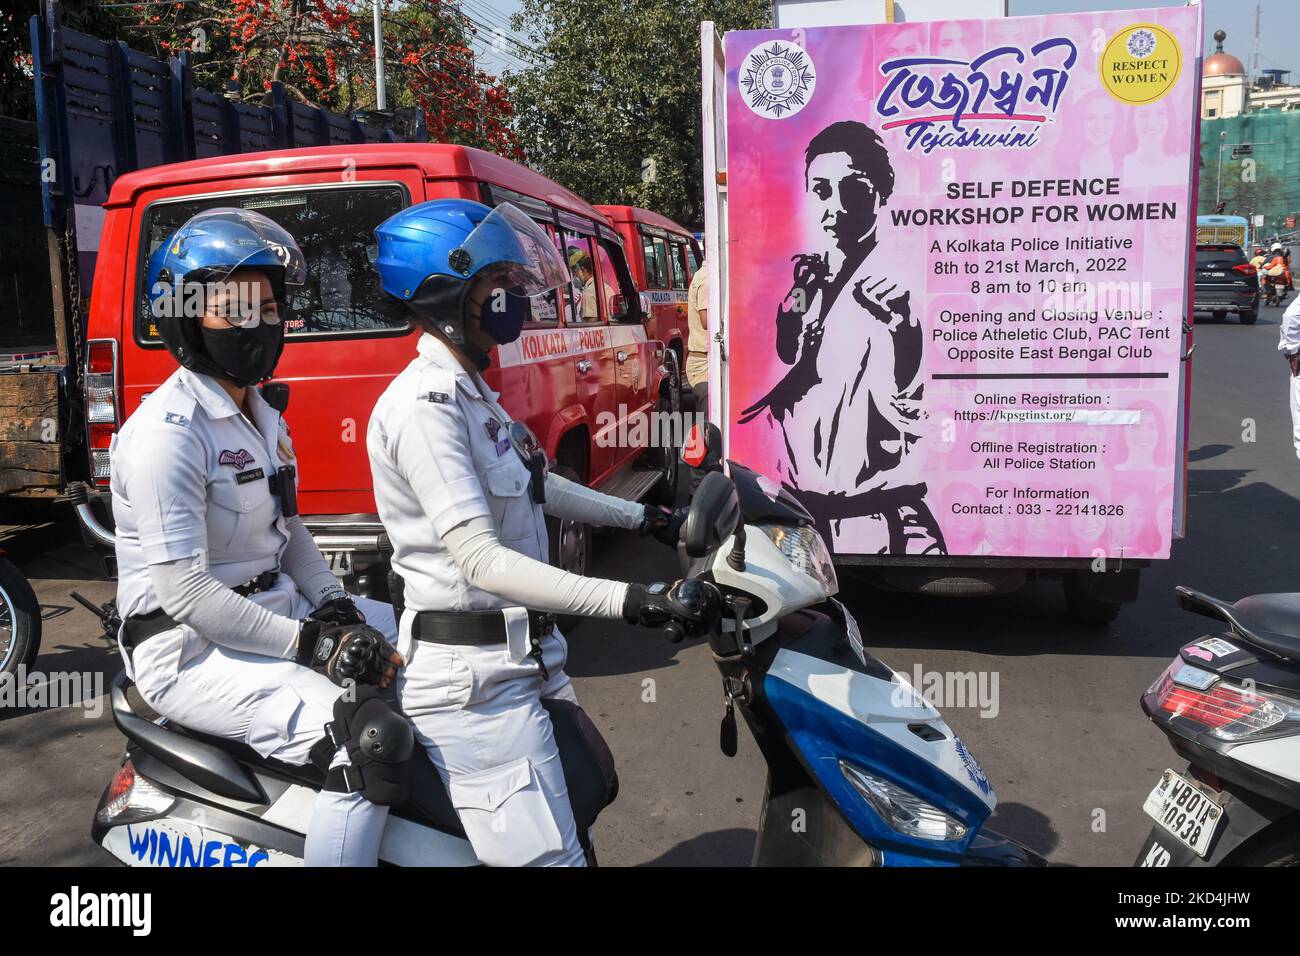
xmin=111 ymin=208 xmax=412 ymax=867
xmin=367 ymin=199 xmax=717 ymax=866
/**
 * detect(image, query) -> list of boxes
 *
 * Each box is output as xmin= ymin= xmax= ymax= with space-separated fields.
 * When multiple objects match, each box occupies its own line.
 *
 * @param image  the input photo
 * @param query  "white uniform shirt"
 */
xmin=111 ymin=366 xmax=297 ymax=630
xmin=1279 ymin=293 xmax=1300 ymax=355
xmin=368 ymin=333 xmax=547 ymax=614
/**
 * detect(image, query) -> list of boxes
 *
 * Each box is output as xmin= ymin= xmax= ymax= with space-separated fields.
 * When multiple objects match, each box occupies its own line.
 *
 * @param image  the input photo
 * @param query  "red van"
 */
xmin=595 ymin=206 xmax=701 ymax=373
xmin=80 ymin=144 xmax=678 ymax=598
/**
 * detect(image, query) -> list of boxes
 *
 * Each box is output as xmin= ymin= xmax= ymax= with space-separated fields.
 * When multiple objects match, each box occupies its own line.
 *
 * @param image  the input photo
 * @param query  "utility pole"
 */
xmin=373 ymin=0 xmax=387 ymax=111
xmin=1251 ymin=3 xmax=1261 ymax=83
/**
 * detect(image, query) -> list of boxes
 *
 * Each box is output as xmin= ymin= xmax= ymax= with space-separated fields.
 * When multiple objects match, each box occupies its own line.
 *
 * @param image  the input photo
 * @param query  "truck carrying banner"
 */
xmin=723 ymin=7 xmax=1200 ymax=560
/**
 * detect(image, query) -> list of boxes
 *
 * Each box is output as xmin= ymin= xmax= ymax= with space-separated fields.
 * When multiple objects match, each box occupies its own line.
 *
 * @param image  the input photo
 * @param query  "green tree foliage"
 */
xmin=507 ymin=0 xmax=769 ymax=228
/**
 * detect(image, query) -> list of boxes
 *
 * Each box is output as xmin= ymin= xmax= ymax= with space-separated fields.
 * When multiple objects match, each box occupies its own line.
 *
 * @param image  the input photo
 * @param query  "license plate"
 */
xmin=1142 ymin=769 xmax=1223 ymax=858
xmin=831 ymin=598 xmax=867 ymax=667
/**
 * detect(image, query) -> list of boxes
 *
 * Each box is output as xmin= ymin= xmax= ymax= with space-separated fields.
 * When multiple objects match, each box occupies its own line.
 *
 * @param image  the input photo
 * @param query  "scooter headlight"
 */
xmin=839 ymin=760 xmax=968 ymax=842
xmin=759 ymin=524 xmax=838 ymax=596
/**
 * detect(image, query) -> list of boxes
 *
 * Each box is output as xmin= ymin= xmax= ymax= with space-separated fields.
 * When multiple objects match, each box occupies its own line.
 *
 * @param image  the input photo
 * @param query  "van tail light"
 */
xmin=1233 ymin=263 xmax=1257 ymax=277
xmin=84 ymin=340 xmax=119 ymax=487
xmin=89 ymin=424 xmax=114 ymax=483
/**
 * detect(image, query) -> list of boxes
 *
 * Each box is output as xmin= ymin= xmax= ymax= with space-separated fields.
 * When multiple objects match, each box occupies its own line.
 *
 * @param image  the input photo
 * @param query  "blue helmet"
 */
xmin=144 ymin=208 xmax=306 ymax=382
xmin=374 ymin=199 xmax=569 ymax=355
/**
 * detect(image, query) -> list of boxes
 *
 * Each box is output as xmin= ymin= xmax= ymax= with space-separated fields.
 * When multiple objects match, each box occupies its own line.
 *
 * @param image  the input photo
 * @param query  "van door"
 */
xmin=129 ymin=175 xmax=423 ymax=517
xmin=597 ymin=233 xmax=656 ymax=466
xmin=640 ymin=227 xmax=684 ymax=365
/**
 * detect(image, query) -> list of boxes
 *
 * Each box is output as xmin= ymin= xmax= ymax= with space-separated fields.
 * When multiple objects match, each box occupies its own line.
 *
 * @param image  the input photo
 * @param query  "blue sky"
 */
xmin=468 ymin=0 xmax=1294 ymax=79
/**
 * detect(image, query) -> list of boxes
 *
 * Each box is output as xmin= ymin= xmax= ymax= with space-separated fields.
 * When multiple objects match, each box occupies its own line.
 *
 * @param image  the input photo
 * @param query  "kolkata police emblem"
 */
xmin=1126 ymin=28 xmax=1157 ymax=59
xmin=740 ymin=40 xmax=816 ymax=119
xmin=953 ymin=736 xmax=992 ymax=796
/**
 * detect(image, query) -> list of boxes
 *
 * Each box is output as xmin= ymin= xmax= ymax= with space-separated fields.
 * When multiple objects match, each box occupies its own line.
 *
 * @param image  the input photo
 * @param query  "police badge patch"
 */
xmin=740 ymin=40 xmax=817 ymax=119
xmin=218 ymin=449 xmax=256 ymax=470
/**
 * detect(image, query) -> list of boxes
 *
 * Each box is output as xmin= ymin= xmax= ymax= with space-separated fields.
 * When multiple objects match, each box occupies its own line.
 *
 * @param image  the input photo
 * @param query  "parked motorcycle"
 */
xmin=1135 ymin=586 xmax=1300 ymax=867
xmin=0 ymin=551 xmax=40 ymax=676
xmin=90 ymin=423 xmax=1043 ymax=866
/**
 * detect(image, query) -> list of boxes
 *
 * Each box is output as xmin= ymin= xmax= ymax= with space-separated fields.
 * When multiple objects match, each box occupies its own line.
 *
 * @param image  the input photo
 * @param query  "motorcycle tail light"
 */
xmin=97 ymin=760 xmax=175 ymax=824
xmin=1150 ymin=662 xmax=1298 ymax=740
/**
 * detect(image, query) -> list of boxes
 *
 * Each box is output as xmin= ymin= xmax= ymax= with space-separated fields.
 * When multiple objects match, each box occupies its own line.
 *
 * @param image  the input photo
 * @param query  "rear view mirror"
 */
xmin=682 ymin=421 xmax=723 ymax=474
xmin=684 ymin=471 xmax=741 ymax=558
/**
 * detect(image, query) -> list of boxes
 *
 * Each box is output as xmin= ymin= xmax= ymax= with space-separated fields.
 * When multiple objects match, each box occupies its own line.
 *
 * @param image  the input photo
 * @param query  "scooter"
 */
xmin=1135 ymin=586 xmax=1300 ymax=867
xmin=1262 ymin=270 xmax=1286 ymax=308
xmin=89 ymin=424 xmax=1043 ymax=866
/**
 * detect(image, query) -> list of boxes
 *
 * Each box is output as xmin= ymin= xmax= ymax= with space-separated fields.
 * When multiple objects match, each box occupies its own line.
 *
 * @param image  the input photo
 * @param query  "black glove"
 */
xmin=296 ymin=621 xmax=396 ymax=687
xmin=309 ymin=595 xmax=366 ymax=628
xmin=623 ymin=579 xmax=722 ymax=641
xmin=640 ymin=505 xmax=688 ymax=548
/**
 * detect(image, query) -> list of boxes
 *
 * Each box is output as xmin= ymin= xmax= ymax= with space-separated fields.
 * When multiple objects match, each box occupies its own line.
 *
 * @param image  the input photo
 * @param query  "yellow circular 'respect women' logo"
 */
xmin=1099 ymin=23 xmax=1182 ymax=105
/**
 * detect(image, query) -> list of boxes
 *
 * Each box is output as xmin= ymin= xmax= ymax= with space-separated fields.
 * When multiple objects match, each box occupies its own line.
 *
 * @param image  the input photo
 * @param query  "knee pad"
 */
xmin=312 ymin=686 xmax=414 ymax=806
xmin=541 ymin=698 xmax=619 ymax=831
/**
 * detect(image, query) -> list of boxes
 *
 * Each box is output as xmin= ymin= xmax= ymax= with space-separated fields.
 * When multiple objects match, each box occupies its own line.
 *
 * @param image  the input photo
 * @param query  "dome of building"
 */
xmin=1205 ymin=30 xmax=1245 ymax=77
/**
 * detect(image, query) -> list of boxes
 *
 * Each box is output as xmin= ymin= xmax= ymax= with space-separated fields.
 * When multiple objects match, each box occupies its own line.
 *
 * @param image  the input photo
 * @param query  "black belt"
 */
xmin=412 ymin=608 xmax=558 ymax=680
xmin=411 ymin=608 xmax=556 ymax=645
xmin=122 ymin=571 xmax=280 ymax=652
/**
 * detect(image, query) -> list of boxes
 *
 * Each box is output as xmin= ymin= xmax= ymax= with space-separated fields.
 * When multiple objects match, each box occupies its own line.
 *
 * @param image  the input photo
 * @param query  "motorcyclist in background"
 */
xmin=366 ymin=198 xmax=716 ymax=866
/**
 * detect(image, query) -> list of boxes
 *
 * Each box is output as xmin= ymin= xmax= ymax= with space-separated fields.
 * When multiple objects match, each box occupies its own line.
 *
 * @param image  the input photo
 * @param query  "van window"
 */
xmin=561 ymin=231 xmax=602 ymax=324
xmin=686 ymin=243 xmax=701 ymax=274
xmin=598 ymin=238 xmax=640 ymax=324
xmin=641 ymin=233 xmax=669 ymax=289
xmin=668 ymin=239 xmax=688 ymax=288
xmin=137 ymin=185 xmax=409 ymax=342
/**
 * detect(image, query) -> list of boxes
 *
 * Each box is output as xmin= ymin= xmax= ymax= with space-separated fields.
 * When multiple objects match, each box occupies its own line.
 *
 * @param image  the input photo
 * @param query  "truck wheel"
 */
xmin=650 ymin=353 xmax=682 ymax=506
xmin=547 ymin=465 xmax=591 ymax=633
xmin=1062 ymin=572 xmax=1121 ymax=627
xmin=0 ymin=556 xmax=41 ymax=675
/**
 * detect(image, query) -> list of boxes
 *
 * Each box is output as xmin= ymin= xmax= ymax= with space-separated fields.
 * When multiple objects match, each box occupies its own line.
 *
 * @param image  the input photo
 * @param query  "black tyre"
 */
xmin=649 ymin=351 xmax=682 ymax=507
xmin=0 ymin=556 xmax=40 ymax=675
xmin=1241 ymin=309 xmax=1259 ymax=325
xmin=546 ymin=465 xmax=591 ymax=633
xmin=1223 ymin=820 xmax=1300 ymax=867
xmin=1062 ymin=572 xmax=1121 ymax=627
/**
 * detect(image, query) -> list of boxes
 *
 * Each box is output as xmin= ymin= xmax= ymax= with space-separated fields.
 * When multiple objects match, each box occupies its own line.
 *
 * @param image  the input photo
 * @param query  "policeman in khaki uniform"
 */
xmin=112 ymin=209 xmax=412 ymax=867
xmin=368 ymin=199 xmax=718 ymax=866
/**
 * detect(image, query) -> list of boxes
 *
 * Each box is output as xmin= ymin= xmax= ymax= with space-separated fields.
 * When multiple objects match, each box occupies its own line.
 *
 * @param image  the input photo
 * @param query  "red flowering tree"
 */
xmin=118 ymin=0 xmax=520 ymax=158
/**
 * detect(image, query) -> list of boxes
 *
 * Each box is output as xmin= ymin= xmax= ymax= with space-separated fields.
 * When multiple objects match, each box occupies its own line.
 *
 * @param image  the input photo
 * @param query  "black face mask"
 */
xmin=199 ymin=321 xmax=285 ymax=387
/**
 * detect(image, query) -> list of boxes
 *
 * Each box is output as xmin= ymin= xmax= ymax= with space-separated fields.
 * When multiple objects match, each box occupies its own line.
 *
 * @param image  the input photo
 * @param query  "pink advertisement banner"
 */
xmin=723 ymin=7 xmax=1201 ymax=560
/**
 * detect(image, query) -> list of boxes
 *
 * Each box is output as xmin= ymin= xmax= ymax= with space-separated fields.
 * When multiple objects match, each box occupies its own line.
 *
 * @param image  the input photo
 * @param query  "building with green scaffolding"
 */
xmin=1200 ymin=111 xmax=1300 ymax=243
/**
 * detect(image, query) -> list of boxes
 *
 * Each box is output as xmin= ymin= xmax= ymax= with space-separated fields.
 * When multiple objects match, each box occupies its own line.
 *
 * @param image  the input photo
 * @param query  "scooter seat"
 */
xmin=111 ymin=672 xmax=616 ymax=843
xmin=1230 ymin=593 xmax=1300 ymax=661
xmin=1176 ymin=587 xmax=1300 ymax=664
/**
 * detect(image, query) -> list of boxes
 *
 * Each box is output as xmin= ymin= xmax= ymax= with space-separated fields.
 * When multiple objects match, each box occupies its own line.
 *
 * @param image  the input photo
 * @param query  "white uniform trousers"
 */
xmin=1290 ymin=371 xmax=1300 ymax=461
xmin=395 ymin=610 xmax=586 ymax=867
xmin=130 ymin=592 xmax=397 ymax=867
